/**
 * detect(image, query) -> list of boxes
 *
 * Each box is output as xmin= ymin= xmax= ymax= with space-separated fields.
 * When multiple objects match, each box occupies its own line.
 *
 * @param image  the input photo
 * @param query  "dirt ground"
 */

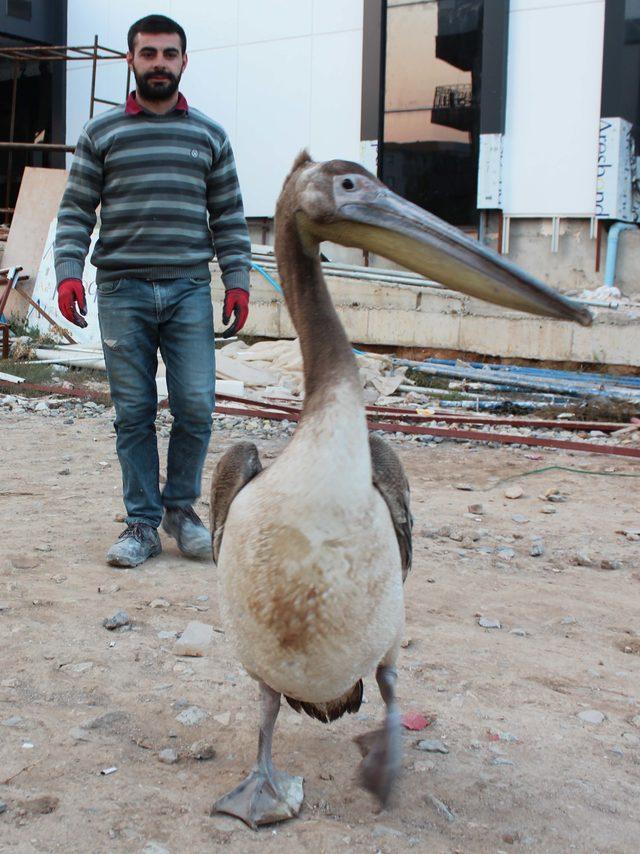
xmin=1 ymin=408 xmax=639 ymax=853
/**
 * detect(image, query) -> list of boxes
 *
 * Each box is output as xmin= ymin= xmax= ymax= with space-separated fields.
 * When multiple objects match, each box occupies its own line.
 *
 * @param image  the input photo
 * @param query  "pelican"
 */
xmin=209 ymin=152 xmax=591 ymax=828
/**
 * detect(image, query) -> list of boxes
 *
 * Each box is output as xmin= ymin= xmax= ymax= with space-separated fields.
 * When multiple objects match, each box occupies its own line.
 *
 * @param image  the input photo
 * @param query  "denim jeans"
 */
xmin=97 ymin=276 xmax=216 ymax=528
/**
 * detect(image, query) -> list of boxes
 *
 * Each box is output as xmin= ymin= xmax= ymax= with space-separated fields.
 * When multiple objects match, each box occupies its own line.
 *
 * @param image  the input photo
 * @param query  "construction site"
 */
xmin=1 ymin=2 xmax=640 ymax=853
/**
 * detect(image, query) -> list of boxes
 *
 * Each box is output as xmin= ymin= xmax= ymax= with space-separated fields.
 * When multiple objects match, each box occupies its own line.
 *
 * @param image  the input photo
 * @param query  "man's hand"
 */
xmin=58 ymin=278 xmax=88 ymax=328
xmin=222 ymin=288 xmax=249 ymax=338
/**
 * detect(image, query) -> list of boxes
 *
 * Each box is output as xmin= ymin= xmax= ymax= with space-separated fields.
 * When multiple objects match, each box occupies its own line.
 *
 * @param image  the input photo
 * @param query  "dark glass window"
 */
xmin=382 ymin=0 xmax=483 ymax=228
xmin=7 ymin=0 xmax=33 ymax=21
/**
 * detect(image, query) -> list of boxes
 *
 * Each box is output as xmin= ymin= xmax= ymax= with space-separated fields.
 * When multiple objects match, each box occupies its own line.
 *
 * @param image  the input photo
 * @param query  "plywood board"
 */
xmin=3 ymin=167 xmax=69 ymax=318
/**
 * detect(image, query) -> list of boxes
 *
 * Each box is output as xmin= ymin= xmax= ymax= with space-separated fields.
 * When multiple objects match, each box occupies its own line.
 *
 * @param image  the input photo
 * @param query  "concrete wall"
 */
xmin=483 ymin=215 xmax=640 ymax=299
xmin=64 ymin=0 xmax=365 ymax=218
xmin=211 ymin=264 xmax=640 ymax=368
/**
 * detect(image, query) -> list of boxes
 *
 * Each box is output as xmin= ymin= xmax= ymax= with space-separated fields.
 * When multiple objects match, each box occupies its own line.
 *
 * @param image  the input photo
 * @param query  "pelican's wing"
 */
xmin=369 ymin=433 xmax=413 ymax=582
xmin=210 ymin=442 xmax=263 ymax=563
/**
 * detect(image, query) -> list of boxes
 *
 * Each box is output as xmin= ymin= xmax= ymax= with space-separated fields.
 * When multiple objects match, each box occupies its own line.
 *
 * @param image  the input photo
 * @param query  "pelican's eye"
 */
xmin=341 ymin=178 xmax=355 ymax=191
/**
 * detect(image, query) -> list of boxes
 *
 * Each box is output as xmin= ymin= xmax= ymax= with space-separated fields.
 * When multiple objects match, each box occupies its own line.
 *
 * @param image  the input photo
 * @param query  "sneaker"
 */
xmin=106 ymin=522 xmax=162 ymax=567
xmin=162 ymin=505 xmax=212 ymax=560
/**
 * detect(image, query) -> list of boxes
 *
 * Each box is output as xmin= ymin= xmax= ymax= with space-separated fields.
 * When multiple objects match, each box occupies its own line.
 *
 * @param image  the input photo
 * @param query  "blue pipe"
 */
xmin=251 ymin=262 xmax=282 ymax=293
xmin=604 ymin=222 xmax=638 ymax=288
xmin=425 ymin=358 xmax=640 ymax=388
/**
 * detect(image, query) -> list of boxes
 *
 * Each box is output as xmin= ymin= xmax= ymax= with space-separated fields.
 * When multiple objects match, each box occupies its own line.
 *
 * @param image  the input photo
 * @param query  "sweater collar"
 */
xmin=125 ymin=91 xmax=189 ymax=116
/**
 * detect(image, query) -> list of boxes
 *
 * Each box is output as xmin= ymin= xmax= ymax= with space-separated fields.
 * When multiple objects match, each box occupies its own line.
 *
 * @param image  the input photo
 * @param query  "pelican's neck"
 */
xmin=275 ymin=215 xmax=361 ymax=409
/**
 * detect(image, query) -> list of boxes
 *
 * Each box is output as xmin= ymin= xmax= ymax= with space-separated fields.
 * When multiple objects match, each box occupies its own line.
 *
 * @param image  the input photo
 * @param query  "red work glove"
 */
xmin=58 ymin=278 xmax=88 ymax=328
xmin=222 ymin=287 xmax=249 ymax=338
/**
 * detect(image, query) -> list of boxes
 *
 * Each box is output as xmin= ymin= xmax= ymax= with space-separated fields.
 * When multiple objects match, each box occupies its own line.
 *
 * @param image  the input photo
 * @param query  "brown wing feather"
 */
xmin=210 ymin=442 xmax=263 ymax=563
xmin=285 ymin=680 xmax=363 ymax=723
xmin=369 ymin=433 xmax=413 ymax=581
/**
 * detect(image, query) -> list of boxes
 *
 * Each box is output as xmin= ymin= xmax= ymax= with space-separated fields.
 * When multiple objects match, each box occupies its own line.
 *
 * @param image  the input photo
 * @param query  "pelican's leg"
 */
xmin=211 ymin=681 xmax=304 ymax=829
xmin=356 ymin=663 xmax=402 ymax=807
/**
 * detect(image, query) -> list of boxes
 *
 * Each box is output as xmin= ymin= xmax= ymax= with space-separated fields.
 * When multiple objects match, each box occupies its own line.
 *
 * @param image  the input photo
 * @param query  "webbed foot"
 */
xmin=211 ymin=767 xmax=304 ymax=829
xmin=356 ymin=715 xmax=402 ymax=807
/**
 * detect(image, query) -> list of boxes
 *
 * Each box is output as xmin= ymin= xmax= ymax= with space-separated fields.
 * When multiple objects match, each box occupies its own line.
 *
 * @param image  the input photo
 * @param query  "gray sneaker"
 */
xmin=107 ymin=523 xmax=162 ymax=567
xmin=162 ymin=506 xmax=212 ymax=560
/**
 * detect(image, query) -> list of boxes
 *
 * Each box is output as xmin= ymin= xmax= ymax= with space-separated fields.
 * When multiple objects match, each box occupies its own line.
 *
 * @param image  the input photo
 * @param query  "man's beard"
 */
xmin=134 ymin=68 xmax=181 ymax=101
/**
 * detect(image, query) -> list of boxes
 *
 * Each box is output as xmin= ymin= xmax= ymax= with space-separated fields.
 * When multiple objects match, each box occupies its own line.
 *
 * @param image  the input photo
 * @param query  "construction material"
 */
xmin=0 ymin=371 xmax=24 ymax=383
xmin=395 ymin=358 xmax=640 ymax=403
xmin=2 ymin=169 xmax=69 ymax=317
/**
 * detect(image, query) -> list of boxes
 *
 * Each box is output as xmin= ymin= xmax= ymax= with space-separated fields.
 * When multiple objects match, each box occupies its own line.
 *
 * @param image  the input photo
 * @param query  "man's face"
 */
xmin=127 ymin=32 xmax=187 ymax=101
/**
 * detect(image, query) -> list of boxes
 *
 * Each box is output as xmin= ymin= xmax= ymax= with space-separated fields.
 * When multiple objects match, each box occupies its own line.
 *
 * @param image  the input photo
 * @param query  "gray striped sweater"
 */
xmin=54 ymin=95 xmax=251 ymax=290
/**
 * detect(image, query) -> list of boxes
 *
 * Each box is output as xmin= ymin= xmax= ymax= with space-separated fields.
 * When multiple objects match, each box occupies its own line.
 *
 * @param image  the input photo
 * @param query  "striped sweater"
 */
xmin=55 ymin=93 xmax=251 ymax=290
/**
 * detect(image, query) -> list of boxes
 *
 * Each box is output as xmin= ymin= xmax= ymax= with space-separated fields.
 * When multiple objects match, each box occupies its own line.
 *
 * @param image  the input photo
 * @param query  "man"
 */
xmin=55 ymin=14 xmax=251 ymax=567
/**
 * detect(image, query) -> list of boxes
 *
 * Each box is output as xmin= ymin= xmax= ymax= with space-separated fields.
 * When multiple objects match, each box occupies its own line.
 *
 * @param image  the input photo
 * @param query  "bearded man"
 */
xmin=54 ymin=14 xmax=251 ymax=567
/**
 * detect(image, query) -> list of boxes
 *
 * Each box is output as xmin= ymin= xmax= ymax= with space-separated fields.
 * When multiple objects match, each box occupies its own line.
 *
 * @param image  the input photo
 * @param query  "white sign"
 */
xmin=596 ymin=117 xmax=638 ymax=222
xmin=29 ymin=219 xmax=102 ymax=346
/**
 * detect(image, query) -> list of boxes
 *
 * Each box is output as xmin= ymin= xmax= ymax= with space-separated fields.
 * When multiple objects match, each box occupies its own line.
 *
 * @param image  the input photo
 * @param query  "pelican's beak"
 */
xmin=303 ymin=177 xmax=592 ymax=326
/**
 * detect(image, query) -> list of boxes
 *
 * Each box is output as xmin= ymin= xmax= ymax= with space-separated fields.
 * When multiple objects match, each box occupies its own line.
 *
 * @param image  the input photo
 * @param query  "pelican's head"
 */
xmin=276 ymin=151 xmax=592 ymax=326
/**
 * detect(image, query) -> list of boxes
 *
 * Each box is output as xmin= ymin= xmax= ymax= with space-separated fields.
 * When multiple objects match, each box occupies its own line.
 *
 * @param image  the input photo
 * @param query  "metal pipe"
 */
xmin=604 ymin=222 xmax=637 ymax=288
xmin=89 ymin=34 xmax=99 ymax=118
xmin=3 ymin=61 xmax=19 ymax=225
xmin=0 ymin=142 xmax=76 ymax=152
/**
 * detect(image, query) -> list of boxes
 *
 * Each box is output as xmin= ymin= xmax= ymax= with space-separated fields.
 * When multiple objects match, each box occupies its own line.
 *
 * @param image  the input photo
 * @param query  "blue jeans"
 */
xmin=97 ymin=276 xmax=216 ymax=528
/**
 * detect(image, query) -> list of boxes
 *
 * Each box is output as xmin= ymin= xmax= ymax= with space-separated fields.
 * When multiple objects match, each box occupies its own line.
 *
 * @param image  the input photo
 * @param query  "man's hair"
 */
xmin=127 ymin=14 xmax=187 ymax=54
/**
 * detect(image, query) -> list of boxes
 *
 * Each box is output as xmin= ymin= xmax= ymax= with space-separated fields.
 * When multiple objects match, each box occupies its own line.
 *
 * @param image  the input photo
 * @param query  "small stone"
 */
xmin=142 ymin=843 xmax=170 ymax=854
xmin=631 ymin=715 xmax=640 ymax=728
xmin=174 ymin=621 xmax=214 ymax=657
xmin=510 ymin=628 xmax=528 ymax=637
xmin=83 ymin=711 xmax=129 ymax=731
xmin=9 ymin=555 xmax=40 ymax=570
xmin=578 ymin=709 xmax=605 ymax=724
xmin=425 ymin=792 xmax=455 ymax=822
xmin=504 ymin=486 xmax=524 ymax=500
xmin=213 ymin=712 xmax=231 ymax=726
xmin=114 ymin=513 xmax=126 ymax=523
xmin=530 ymin=542 xmax=545 ymax=557
xmin=487 ymin=729 xmax=518 ymax=742
xmin=468 ymin=503 xmax=484 ymax=515
xmin=196 ymin=595 xmax=209 ymax=602
xmin=415 ymin=738 xmax=449 ymax=754
xmin=573 ymin=550 xmax=593 ymax=567
xmin=496 ymin=547 xmax=515 ymax=561
xmin=448 ymin=529 xmax=463 ymax=542
xmin=158 ymin=630 xmax=178 ymax=640
xmin=0 ymin=801 xmax=6 ymax=814
xmin=58 ymin=468 xmax=71 ymax=476
xmin=34 ymin=401 xmax=49 ymax=412
xmin=98 ymin=583 xmax=120 ymax=594
xmin=622 ymin=732 xmax=640 ymax=746
xmin=158 ymin=748 xmax=179 ymax=764
xmin=455 ymin=483 xmax=475 ymax=491
xmin=0 ymin=602 xmax=9 ymax=612
xmin=478 ymin=617 xmax=502 ymax=629
xmin=492 ymin=757 xmax=515 ymax=766
xmin=188 ymin=739 xmax=216 ymax=760
xmin=2 ymin=715 xmax=24 ymax=727
xmin=512 ymin=514 xmax=529 ymax=524
xmin=176 ymin=706 xmax=208 ymax=727
xmin=561 ymin=616 xmax=577 ymax=625
xmin=541 ymin=506 xmax=557 ymax=515
xmin=103 ymin=610 xmax=130 ymax=630
xmin=69 ymin=727 xmax=90 ymax=742
xmin=149 ymin=598 xmax=171 ymax=609
xmin=600 ymin=559 xmax=622 ymax=571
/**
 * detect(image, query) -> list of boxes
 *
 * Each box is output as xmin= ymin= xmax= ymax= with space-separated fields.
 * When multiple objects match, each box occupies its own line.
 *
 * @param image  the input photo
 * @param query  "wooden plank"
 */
xmin=3 ymin=167 xmax=69 ymax=319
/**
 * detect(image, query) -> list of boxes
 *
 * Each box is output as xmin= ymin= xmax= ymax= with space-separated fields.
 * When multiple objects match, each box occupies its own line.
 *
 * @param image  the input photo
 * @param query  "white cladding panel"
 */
xmin=502 ymin=0 xmax=605 ymax=216
xmin=65 ymin=0 xmax=364 ymax=217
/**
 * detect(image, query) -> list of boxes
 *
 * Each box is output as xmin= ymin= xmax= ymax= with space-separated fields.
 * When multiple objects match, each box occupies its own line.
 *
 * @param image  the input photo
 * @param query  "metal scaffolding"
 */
xmin=0 ymin=37 xmax=130 ymax=223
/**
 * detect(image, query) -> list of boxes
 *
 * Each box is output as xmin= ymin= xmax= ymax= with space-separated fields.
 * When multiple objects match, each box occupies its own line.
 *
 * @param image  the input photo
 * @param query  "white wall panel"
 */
xmin=235 ymin=37 xmax=311 ymax=214
xmin=65 ymin=0 xmax=365 ymax=216
xmin=309 ymin=31 xmax=362 ymax=163
xmin=180 ymin=47 xmax=238 ymax=140
xmin=238 ymin=0 xmax=312 ymax=43
xmin=175 ymin=0 xmax=238 ymax=51
xmin=502 ymin=0 xmax=605 ymax=215
xmin=313 ymin=0 xmax=363 ymax=34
